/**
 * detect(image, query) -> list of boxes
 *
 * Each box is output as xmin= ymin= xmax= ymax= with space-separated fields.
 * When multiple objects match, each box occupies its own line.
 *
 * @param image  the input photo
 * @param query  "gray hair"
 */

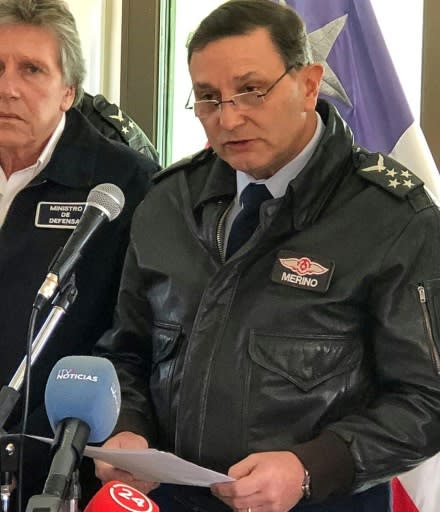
xmin=0 ymin=0 xmax=86 ymax=105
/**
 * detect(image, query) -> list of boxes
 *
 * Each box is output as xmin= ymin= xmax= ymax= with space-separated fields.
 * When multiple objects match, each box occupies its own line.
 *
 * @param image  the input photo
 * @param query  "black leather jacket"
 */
xmin=0 ymin=108 xmax=159 ymax=505
xmin=96 ymin=100 xmax=440 ymax=503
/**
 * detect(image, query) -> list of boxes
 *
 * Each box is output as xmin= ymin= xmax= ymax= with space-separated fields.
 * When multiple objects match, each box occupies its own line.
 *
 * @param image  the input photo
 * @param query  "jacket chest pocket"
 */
xmin=150 ymin=321 xmax=182 ymax=445
xmin=244 ymin=331 xmax=364 ymax=450
xmin=249 ymin=331 xmax=362 ymax=390
xmin=152 ymin=321 xmax=181 ymax=365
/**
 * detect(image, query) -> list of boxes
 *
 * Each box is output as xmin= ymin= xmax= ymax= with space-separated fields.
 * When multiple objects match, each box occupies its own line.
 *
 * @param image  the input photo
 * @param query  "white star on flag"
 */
xmin=308 ymin=15 xmax=352 ymax=107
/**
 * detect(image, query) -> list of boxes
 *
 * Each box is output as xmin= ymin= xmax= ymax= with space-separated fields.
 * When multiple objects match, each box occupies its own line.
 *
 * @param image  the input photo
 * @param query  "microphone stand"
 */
xmin=10 ymin=276 xmax=78 ymax=394
xmin=0 ymin=276 xmax=78 ymax=512
xmin=67 ymin=470 xmax=81 ymax=512
xmin=26 ymin=420 xmax=89 ymax=512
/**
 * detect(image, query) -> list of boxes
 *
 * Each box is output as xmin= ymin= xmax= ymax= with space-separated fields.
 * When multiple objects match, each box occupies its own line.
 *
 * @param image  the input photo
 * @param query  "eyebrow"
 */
xmin=20 ymin=56 xmax=50 ymax=68
xmin=193 ymin=71 xmax=264 ymax=90
xmin=6 ymin=52 xmax=51 ymax=70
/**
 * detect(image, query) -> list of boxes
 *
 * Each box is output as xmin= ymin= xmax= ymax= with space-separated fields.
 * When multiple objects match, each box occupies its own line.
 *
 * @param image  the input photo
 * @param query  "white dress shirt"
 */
xmin=0 ymin=114 xmax=66 ymax=226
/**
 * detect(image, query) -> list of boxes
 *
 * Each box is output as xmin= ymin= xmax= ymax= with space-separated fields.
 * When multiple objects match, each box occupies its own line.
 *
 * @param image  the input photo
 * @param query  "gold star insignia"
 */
xmin=388 ymin=179 xmax=400 ymax=189
xmin=401 ymin=170 xmax=412 ymax=178
xmin=403 ymin=179 xmax=415 ymax=189
xmin=129 ymin=121 xmax=135 ymax=129
xmin=363 ymin=154 xmax=386 ymax=173
xmin=121 ymin=126 xmax=129 ymax=135
xmin=386 ymin=169 xmax=397 ymax=177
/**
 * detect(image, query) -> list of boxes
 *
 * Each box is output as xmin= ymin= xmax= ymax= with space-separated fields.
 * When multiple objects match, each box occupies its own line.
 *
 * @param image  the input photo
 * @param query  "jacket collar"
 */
xmin=287 ymin=100 xmax=354 ymax=230
xmin=195 ymin=153 xmax=236 ymax=210
xmin=193 ymin=99 xmax=354 ymax=230
xmin=31 ymin=108 xmax=103 ymax=188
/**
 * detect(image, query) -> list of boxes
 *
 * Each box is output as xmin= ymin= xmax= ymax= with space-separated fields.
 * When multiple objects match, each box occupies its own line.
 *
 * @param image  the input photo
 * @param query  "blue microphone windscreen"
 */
xmin=45 ymin=356 xmax=121 ymax=443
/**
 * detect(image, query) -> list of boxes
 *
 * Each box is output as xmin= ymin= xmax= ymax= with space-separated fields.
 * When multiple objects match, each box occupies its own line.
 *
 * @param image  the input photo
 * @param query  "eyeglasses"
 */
xmin=185 ymin=65 xmax=296 ymax=119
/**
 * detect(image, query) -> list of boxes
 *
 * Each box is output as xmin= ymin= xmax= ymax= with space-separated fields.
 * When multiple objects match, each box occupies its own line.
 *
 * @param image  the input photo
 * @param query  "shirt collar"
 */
xmin=36 ymin=113 xmax=66 ymax=173
xmin=235 ymin=112 xmax=325 ymax=199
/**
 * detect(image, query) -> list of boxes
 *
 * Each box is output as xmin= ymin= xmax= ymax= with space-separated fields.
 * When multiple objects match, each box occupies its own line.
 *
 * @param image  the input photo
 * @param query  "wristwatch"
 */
xmin=301 ymin=467 xmax=311 ymax=500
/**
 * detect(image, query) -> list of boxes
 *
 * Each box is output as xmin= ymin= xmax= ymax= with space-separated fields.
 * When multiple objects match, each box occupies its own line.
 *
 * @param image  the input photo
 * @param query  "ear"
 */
xmin=302 ymin=63 xmax=324 ymax=110
xmin=60 ymin=86 xmax=76 ymax=112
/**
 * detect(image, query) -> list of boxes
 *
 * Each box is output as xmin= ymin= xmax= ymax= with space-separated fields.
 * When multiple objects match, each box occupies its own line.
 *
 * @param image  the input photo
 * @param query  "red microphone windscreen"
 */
xmin=84 ymin=480 xmax=159 ymax=512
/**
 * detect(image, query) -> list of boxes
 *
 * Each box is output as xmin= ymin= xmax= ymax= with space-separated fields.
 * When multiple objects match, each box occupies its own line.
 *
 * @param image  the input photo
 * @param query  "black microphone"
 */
xmin=35 ymin=183 xmax=125 ymax=308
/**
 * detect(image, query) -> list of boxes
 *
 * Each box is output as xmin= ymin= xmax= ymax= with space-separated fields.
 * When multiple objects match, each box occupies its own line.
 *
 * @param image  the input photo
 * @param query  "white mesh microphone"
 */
xmin=36 ymin=183 xmax=125 ymax=306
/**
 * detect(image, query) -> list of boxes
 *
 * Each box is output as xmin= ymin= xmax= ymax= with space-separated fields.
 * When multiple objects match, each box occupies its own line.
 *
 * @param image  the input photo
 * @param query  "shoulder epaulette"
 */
xmin=355 ymin=150 xmax=424 ymax=199
xmin=91 ymin=94 xmax=133 ymax=144
xmin=152 ymin=148 xmax=214 ymax=183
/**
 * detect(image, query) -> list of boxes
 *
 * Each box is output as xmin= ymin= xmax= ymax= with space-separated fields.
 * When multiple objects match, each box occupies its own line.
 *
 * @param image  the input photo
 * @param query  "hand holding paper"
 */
xmin=85 ymin=443 xmax=234 ymax=487
xmin=31 ymin=433 xmax=233 ymax=487
xmin=93 ymin=431 xmax=160 ymax=496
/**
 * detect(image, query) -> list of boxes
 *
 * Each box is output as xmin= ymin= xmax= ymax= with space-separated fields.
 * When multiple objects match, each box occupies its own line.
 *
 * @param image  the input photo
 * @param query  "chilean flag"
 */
xmin=282 ymin=0 xmax=440 ymax=199
xmin=282 ymin=1 xmax=440 ymax=511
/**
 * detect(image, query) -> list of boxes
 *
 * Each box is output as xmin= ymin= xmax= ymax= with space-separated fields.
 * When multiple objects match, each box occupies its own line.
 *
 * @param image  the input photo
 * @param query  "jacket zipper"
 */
xmin=216 ymin=202 xmax=233 ymax=263
xmin=418 ymin=285 xmax=440 ymax=374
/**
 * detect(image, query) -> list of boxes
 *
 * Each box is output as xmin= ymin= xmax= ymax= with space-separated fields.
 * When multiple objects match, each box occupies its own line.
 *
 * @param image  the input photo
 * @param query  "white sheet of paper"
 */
xmin=30 ymin=436 xmax=233 ymax=487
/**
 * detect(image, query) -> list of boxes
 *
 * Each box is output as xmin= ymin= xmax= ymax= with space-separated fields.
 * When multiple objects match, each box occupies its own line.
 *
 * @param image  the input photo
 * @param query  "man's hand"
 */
xmin=211 ymin=451 xmax=306 ymax=512
xmin=94 ymin=431 xmax=159 ymax=495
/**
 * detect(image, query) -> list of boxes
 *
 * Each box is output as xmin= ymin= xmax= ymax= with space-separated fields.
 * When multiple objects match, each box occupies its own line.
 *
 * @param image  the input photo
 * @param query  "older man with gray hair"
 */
xmin=0 ymin=0 xmax=159 ymax=509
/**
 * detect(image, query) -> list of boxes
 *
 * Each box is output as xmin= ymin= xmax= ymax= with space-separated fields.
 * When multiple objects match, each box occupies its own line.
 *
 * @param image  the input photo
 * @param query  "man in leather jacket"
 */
xmin=95 ymin=1 xmax=440 ymax=511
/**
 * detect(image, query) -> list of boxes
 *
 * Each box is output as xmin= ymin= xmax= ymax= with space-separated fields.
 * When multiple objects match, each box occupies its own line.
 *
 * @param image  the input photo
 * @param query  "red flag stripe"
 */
xmin=392 ymin=478 xmax=419 ymax=512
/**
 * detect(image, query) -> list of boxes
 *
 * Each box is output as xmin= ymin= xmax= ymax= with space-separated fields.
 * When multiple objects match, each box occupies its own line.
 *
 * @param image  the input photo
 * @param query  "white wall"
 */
xmin=65 ymin=0 xmax=105 ymax=95
xmin=102 ymin=0 xmax=122 ymax=103
xmin=171 ymin=0 xmax=225 ymax=163
xmin=65 ymin=0 xmax=121 ymax=103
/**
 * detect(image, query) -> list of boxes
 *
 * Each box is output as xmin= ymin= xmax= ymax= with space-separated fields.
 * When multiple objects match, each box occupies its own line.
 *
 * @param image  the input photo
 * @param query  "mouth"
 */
xmin=0 ymin=113 xmax=22 ymax=120
xmin=223 ymin=139 xmax=255 ymax=149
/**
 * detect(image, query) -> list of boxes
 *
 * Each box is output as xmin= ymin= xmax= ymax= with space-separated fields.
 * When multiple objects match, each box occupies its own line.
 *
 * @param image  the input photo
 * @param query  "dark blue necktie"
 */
xmin=226 ymin=183 xmax=272 ymax=259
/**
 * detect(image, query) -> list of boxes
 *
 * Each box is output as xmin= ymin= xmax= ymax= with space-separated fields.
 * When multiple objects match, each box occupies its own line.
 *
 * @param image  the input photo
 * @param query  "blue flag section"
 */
xmin=282 ymin=0 xmax=413 ymax=154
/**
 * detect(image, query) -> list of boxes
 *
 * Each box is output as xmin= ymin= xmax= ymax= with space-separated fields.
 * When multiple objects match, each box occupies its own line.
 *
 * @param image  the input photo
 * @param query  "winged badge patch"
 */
xmin=272 ymin=252 xmax=335 ymax=293
xmin=279 ymin=257 xmax=329 ymax=276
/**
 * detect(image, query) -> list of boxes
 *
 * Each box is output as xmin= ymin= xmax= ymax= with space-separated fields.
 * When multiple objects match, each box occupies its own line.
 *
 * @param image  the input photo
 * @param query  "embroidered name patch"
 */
xmin=35 ymin=202 xmax=86 ymax=229
xmin=271 ymin=251 xmax=335 ymax=293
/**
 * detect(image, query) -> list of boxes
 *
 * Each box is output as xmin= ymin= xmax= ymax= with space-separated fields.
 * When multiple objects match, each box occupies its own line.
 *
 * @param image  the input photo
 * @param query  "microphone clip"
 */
xmin=33 ymin=268 xmax=78 ymax=313
xmin=0 ymin=432 xmax=22 ymax=512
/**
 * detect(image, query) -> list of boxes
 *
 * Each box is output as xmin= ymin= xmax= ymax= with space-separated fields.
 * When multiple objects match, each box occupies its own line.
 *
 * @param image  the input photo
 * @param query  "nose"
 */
xmin=218 ymin=102 xmax=246 ymax=131
xmin=0 ymin=66 xmax=20 ymax=100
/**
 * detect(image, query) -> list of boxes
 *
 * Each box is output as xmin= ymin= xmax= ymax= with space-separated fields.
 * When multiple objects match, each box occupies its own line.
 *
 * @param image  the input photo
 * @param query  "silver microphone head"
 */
xmin=86 ymin=183 xmax=125 ymax=221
